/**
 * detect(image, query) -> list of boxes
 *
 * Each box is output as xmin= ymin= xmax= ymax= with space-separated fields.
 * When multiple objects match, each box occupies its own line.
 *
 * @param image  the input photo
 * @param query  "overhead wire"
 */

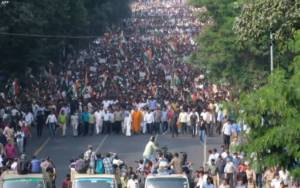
xmin=0 ymin=32 xmax=100 ymax=39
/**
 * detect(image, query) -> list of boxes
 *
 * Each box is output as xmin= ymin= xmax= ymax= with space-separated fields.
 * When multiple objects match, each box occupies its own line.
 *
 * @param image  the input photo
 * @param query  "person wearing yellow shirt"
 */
xmin=58 ymin=111 xmax=67 ymax=136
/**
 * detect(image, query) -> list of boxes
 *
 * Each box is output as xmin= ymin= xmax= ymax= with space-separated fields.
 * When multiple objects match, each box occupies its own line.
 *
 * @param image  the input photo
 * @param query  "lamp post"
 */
xmin=270 ymin=32 xmax=274 ymax=72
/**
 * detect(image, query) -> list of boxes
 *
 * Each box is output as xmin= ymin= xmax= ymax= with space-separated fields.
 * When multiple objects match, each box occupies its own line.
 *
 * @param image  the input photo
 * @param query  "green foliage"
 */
xmin=235 ymin=31 xmax=300 ymax=176
xmin=234 ymin=0 xmax=299 ymax=43
xmin=233 ymin=0 xmax=299 ymax=70
xmin=0 ymin=0 xmax=131 ymax=72
xmin=189 ymin=0 xmax=269 ymax=89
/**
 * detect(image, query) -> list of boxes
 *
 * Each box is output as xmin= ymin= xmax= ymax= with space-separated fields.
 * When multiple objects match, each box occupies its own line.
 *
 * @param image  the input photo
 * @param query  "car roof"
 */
xmin=73 ymin=174 xmax=116 ymax=179
xmin=1 ymin=171 xmax=44 ymax=180
xmin=146 ymin=174 xmax=188 ymax=179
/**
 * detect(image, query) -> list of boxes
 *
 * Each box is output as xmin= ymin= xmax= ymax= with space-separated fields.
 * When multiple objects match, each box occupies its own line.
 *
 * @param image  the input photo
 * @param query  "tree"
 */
xmin=236 ymin=30 xmax=300 ymax=176
xmin=234 ymin=0 xmax=299 ymax=69
xmin=0 ymin=0 xmax=131 ymax=73
xmin=229 ymin=0 xmax=300 ymax=177
xmin=189 ymin=0 xmax=269 ymax=90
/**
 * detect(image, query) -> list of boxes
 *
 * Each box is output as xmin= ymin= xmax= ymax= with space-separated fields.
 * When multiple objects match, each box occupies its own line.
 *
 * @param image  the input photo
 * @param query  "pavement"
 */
xmin=26 ymin=129 xmax=222 ymax=187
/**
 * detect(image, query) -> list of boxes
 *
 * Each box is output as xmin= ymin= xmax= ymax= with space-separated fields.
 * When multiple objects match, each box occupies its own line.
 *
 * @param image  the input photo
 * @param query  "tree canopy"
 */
xmin=190 ymin=0 xmax=300 ymax=176
xmin=0 ymin=0 xmax=131 ymax=73
xmin=189 ymin=0 xmax=269 ymax=90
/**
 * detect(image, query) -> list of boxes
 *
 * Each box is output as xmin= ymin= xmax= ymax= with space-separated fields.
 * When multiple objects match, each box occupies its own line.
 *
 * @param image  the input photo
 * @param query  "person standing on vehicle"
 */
xmin=143 ymin=136 xmax=159 ymax=164
xmin=169 ymin=152 xmax=183 ymax=174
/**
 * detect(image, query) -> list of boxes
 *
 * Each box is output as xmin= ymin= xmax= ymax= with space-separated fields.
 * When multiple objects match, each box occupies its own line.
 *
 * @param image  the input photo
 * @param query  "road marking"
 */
xmin=34 ymin=137 xmax=50 ymax=156
xmin=95 ymin=135 xmax=109 ymax=152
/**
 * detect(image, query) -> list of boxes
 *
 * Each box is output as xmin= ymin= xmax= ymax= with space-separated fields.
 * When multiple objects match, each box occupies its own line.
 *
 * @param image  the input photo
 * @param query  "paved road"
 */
xmin=27 ymin=131 xmax=222 ymax=187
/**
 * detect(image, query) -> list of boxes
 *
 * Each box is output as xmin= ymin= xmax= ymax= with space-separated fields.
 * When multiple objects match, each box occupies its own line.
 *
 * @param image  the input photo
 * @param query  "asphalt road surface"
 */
xmin=26 ymin=130 xmax=222 ymax=187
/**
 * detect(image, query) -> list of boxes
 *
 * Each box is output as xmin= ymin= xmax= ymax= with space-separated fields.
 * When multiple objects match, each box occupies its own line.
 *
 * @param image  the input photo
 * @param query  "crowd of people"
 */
xmin=0 ymin=0 xmax=297 ymax=187
xmin=0 ymin=0 xmax=230 ymax=139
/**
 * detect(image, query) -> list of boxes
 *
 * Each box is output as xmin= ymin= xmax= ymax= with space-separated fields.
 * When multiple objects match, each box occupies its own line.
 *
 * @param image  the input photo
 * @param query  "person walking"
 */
xmin=58 ymin=111 xmax=67 ymax=136
xmin=88 ymin=112 xmax=95 ymax=136
xmin=46 ymin=111 xmax=57 ymax=137
xmin=114 ymin=107 xmax=124 ymax=134
xmin=36 ymin=110 xmax=45 ymax=137
xmin=198 ymin=116 xmax=207 ymax=144
xmin=178 ymin=107 xmax=188 ymax=134
xmin=189 ymin=108 xmax=199 ymax=137
xmin=81 ymin=109 xmax=90 ymax=136
xmin=124 ymin=111 xmax=132 ymax=137
xmin=132 ymin=108 xmax=143 ymax=134
xmin=94 ymin=108 xmax=104 ymax=135
xmin=170 ymin=108 xmax=179 ymax=137
xmin=222 ymin=119 xmax=232 ymax=149
xmin=144 ymin=109 xmax=154 ymax=134
xmin=70 ymin=112 xmax=79 ymax=136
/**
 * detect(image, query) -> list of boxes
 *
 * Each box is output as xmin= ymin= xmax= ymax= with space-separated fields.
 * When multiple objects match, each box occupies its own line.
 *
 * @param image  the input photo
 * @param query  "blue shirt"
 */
xmin=81 ymin=112 xmax=90 ymax=123
xmin=148 ymin=100 xmax=157 ymax=110
xmin=31 ymin=159 xmax=41 ymax=173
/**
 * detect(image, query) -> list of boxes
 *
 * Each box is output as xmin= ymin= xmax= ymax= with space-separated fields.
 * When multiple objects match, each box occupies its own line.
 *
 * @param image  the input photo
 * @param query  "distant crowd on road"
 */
xmin=1 ymin=0 xmax=297 ymax=187
xmin=0 ymin=0 xmax=231 ymax=144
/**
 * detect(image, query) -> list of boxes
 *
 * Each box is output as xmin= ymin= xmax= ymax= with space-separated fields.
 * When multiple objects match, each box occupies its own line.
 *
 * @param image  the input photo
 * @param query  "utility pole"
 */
xmin=270 ymin=32 xmax=274 ymax=72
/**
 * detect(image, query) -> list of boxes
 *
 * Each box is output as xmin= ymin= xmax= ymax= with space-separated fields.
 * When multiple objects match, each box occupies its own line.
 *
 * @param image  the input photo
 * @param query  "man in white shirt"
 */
xmin=94 ymin=108 xmax=104 ymax=135
xmin=271 ymin=173 xmax=282 ymax=188
xmin=25 ymin=111 xmax=34 ymax=127
xmin=70 ymin=112 xmax=79 ymax=136
xmin=178 ymin=108 xmax=188 ymax=134
xmin=46 ymin=111 xmax=57 ymax=136
xmin=224 ymin=158 xmax=236 ymax=188
xmin=201 ymin=109 xmax=213 ymax=136
xmin=222 ymin=119 xmax=232 ymax=149
xmin=189 ymin=108 xmax=199 ymax=137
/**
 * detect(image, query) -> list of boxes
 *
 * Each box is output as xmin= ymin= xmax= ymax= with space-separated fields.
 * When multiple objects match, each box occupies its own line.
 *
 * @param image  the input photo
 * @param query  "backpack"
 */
xmin=95 ymin=159 xmax=105 ymax=174
xmin=17 ymin=160 xmax=29 ymax=175
xmin=190 ymin=114 xmax=197 ymax=124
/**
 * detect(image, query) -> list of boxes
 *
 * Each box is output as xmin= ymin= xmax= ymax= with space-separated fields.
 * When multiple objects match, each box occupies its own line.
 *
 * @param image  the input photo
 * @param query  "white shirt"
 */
xmin=108 ymin=112 xmax=114 ymax=123
xmin=144 ymin=112 xmax=154 ymax=124
xmin=127 ymin=179 xmax=139 ymax=188
xmin=103 ymin=111 xmax=110 ymax=121
xmin=71 ymin=114 xmax=79 ymax=125
xmin=25 ymin=112 xmax=34 ymax=125
xmin=224 ymin=161 xmax=236 ymax=174
xmin=271 ymin=178 xmax=281 ymax=188
xmin=201 ymin=111 xmax=213 ymax=123
xmin=178 ymin=112 xmax=188 ymax=123
xmin=222 ymin=122 xmax=231 ymax=136
xmin=94 ymin=111 xmax=104 ymax=124
xmin=46 ymin=114 xmax=57 ymax=124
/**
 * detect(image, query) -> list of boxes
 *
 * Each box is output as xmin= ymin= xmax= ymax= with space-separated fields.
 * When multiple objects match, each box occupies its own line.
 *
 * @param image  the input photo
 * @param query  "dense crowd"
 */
xmin=0 ymin=0 xmax=230 ymax=140
xmin=0 ymin=0 xmax=297 ymax=188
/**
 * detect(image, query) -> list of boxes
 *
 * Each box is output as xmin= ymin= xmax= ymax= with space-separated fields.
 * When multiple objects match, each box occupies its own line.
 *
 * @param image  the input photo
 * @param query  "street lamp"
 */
xmin=270 ymin=32 xmax=274 ymax=72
